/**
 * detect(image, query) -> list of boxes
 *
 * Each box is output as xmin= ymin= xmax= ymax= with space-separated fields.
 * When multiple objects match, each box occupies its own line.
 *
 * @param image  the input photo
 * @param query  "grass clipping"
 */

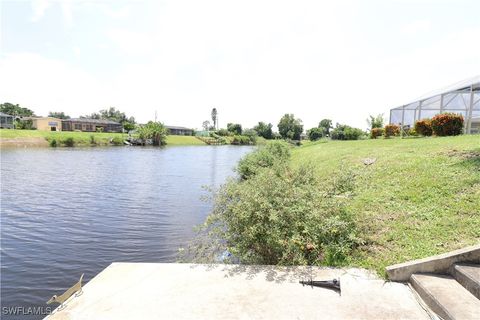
xmin=182 ymin=142 xmax=360 ymax=266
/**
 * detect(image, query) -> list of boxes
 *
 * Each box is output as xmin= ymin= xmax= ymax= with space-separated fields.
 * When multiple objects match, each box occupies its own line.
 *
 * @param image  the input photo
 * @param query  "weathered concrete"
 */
xmin=44 ymin=263 xmax=429 ymax=320
xmin=386 ymin=244 xmax=480 ymax=281
xmin=410 ymin=273 xmax=480 ymax=320
xmin=453 ymin=263 xmax=480 ymax=299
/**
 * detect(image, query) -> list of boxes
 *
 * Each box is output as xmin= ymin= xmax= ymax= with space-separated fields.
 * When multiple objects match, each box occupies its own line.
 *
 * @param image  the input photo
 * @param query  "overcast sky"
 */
xmin=1 ymin=0 xmax=479 ymax=130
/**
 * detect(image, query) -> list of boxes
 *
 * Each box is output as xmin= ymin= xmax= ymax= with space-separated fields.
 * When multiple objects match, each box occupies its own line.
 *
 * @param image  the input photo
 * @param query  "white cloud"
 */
xmin=401 ymin=19 xmax=432 ymax=34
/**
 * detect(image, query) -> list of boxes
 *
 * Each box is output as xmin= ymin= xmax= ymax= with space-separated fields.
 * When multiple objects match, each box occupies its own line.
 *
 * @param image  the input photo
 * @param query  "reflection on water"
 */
xmin=0 ymin=146 xmax=252 ymax=320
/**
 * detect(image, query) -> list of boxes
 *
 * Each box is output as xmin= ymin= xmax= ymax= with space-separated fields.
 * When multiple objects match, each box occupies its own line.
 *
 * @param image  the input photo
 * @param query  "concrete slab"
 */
xmin=45 ymin=263 xmax=429 ymax=320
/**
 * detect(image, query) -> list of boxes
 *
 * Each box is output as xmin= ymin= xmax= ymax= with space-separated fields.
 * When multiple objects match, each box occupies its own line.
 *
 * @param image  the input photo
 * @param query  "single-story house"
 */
xmin=62 ymin=118 xmax=123 ymax=132
xmin=0 ymin=112 xmax=14 ymax=129
xmin=22 ymin=117 xmax=62 ymax=131
xmin=166 ymin=125 xmax=194 ymax=136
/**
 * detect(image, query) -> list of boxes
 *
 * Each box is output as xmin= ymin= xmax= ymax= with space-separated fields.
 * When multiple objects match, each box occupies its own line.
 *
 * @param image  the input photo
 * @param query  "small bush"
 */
xmin=193 ymin=164 xmax=359 ymax=266
xmin=307 ymin=127 xmax=325 ymax=141
xmin=61 ymin=137 xmax=75 ymax=147
xmin=49 ymin=139 xmax=57 ymax=147
xmin=383 ymin=124 xmax=400 ymax=138
xmin=242 ymin=129 xmax=258 ymax=144
xmin=414 ymin=119 xmax=433 ymax=136
xmin=406 ymin=128 xmax=417 ymax=136
xmin=236 ymin=141 xmax=290 ymax=180
xmin=370 ymin=128 xmax=384 ymax=139
xmin=431 ymin=113 xmax=464 ymax=136
xmin=90 ymin=135 xmax=96 ymax=145
xmin=217 ymin=129 xmax=230 ymax=136
xmin=331 ymin=124 xmax=364 ymax=140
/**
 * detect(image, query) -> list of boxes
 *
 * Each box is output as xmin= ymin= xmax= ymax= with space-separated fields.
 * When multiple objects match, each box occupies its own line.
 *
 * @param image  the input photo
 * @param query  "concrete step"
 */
xmin=452 ymin=263 xmax=480 ymax=299
xmin=410 ymin=273 xmax=480 ymax=320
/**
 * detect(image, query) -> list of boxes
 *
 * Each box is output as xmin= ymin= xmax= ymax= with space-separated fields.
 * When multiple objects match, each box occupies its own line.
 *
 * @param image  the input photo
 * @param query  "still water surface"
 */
xmin=0 ymin=146 xmax=252 ymax=319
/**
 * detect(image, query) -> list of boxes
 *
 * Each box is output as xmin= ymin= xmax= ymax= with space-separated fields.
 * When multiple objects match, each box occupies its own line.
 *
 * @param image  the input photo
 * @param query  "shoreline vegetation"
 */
xmin=183 ymin=135 xmax=480 ymax=277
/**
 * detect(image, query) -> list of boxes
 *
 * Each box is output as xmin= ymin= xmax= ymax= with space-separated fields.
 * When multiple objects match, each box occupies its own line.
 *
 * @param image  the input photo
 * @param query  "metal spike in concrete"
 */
xmin=453 ymin=263 xmax=480 ymax=299
xmin=410 ymin=273 xmax=480 ymax=320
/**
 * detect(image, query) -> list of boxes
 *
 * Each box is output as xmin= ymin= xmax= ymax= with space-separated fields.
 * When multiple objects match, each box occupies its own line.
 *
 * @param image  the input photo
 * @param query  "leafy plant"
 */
xmin=370 ymin=128 xmax=384 ymax=139
xmin=227 ymin=123 xmax=243 ymax=135
xmin=431 ymin=113 xmax=464 ymax=136
xmin=137 ymin=121 xmax=168 ymax=146
xmin=253 ymin=122 xmax=274 ymax=139
xmin=191 ymin=163 xmax=359 ymax=266
xmin=49 ymin=138 xmax=57 ymax=147
xmin=383 ymin=124 xmax=400 ymax=138
xmin=236 ymin=141 xmax=291 ymax=180
xmin=367 ymin=114 xmax=384 ymax=130
xmin=414 ymin=119 xmax=433 ymax=136
xmin=90 ymin=135 xmax=96 ymax=145
xmin=61 ymin=137 xmax=75 ymax=147
xmin=307 ymin=127 xmax=325 ymax=141
xmin=110 ymin=136 xmax=124 ymax=145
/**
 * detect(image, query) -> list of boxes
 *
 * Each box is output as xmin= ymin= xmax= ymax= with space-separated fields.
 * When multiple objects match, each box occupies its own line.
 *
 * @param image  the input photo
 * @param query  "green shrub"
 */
xmin=331 ymin=124 xmax=364 ymax=140
xmin=231 ymin=135 xmax=252 ymax=145
xmin=195 ymin=164 xmax=358 ymax=266
xmin=431 ymin=113 xmax=464 ymax=136
xmin=383 ymin=124 xmax=400 ymax=138
xmin=406 ymin=128 xmax=417 ymax=136
xmin=90 ymin=135 xmax=96 ymax=145
xmin=217 ymin=129 xmax=230 ymax=136
xmin=307 ymin=127 xmax=325 ymax=141
xmin=236 ymin=141 xmax=290 ymax=180
xmin=61 ymin=137 xmax=75 ymax=147
xmin=243 ymin=129 xmax=258 ymax=144
xmin=49 ymin=139 xmax=57 ymax=147
xmin=414 ymin=119 xmax=433 ymax=136
xmin=370 ymin=128 xmax=384 ymax=139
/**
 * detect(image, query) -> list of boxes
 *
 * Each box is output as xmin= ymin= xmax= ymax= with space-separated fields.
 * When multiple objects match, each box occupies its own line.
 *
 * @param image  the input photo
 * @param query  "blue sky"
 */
xmin=1 ymin=0 xmax=479 ymax=130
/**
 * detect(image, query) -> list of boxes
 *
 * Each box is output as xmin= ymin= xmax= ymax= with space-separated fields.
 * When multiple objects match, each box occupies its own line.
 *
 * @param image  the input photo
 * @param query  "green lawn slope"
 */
xmin=292 ymin=135 xmax=480 ymax=275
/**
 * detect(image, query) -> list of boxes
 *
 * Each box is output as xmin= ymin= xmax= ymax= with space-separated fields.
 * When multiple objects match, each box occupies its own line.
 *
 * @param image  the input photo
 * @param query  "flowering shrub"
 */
xmin=431 ymin=113 xmax=464 ymax=136
xmin=414 ymin=119 xmax=433 ymax=136
xmin=370 ymin=128 xmax=384 ymax=139
xmin=383 ymin=124 xmax=400 ymax=138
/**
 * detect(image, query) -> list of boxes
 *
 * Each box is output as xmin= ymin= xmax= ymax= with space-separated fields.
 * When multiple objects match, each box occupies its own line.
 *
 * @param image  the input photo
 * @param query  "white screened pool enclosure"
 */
xmin=389 ymin=76 xmax=480 ymax=134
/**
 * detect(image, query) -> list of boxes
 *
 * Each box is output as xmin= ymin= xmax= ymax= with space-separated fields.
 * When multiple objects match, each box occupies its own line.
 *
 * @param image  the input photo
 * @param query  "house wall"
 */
xmin=0 ymin=116 xmax=14 ymax=129
xmin=32 ymin=117 xmax=62 ymax=131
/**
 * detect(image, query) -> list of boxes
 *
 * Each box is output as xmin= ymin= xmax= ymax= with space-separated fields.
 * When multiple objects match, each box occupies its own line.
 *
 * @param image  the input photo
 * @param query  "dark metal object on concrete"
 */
xmin=299 ymin=278 xmax=341 ymax=292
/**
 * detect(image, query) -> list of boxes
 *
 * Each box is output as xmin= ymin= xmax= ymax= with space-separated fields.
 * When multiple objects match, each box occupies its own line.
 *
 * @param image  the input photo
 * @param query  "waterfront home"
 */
xmin=62 ymin=118 xmax=122 ymax=133
xmin=0 ymin=112 xmax=14 ymax=129
xmin=166 ymin=125 xmax=194 ymax=135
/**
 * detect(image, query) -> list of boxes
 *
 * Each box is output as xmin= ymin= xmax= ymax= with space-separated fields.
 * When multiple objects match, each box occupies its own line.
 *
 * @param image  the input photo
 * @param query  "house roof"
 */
xmin=63 ymin=118 xmax=121 ymax=125
xmin=166 ymin=125 xmax=193 ymax=130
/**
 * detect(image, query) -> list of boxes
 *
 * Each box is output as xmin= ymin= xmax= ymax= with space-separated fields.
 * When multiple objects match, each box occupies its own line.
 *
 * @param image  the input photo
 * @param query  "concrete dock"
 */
xmin=45 ymin=263 xmax=429 ymax=320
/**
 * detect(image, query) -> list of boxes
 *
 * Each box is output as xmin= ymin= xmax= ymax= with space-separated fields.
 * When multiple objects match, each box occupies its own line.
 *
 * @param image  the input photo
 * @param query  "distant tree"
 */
xmin=211 ymin=108 xmax=218 ymax=130
xmin=253 ymin=122 xmax=273 ymax=139
xmin=277 ymin=114 xmax=303 ymax=140
xmin=0 ymin=102 xmax=35 ymax=117
xmin=331 ymin=123 xmax=365 ymax=140
xmin=202 ymin=120 xmax=211 ymax=131
xmin=318 ymin=119 xmax=333 ymax=136
xmin=367 ymin=114 xmax=384 ymax=130
xmin=227 ymin=123 xmax=242 ymax=135
xmin=307 ymin=127 xmax=324 ymax=141
xmin=80 ymin=112 xmax=102 ymax=119
xmin=48 ymin=111 xmax=70 ymax=119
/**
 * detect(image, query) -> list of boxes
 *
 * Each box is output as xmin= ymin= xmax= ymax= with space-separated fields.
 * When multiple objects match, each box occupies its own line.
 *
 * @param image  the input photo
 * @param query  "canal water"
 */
xmin=0 ymin=146 xmax=253 ymax=319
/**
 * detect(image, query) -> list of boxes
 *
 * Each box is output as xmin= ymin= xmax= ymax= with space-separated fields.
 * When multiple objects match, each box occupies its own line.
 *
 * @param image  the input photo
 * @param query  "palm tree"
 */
xmin=211 ymin=108 xmax=218 ymax=130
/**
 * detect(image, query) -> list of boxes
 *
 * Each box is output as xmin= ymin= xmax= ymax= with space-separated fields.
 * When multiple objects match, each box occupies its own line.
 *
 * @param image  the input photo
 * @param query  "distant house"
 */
xmin=62 ymin=118 xmax=122 ymax=133
xmin=166 ymin=125 xmax=194 ymax=136
xmin=0 ymin=112 xmax=14 ymax=129
xmin=22 ymin=117 xmax=62 ymax=131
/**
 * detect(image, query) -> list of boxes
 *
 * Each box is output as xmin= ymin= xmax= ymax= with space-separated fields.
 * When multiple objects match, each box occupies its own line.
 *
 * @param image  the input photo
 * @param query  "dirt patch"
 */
xmin=0 ymin=137 xmax=49 ymax=148
xmin=443 ymin=149 xmax=480 ymax=160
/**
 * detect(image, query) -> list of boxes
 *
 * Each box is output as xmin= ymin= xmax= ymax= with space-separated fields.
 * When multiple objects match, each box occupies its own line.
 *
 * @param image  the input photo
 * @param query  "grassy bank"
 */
xmin=292 ymin=135 xmax=480 ymax=275
xmin=0 ymin=129 xmax=207 ymax=146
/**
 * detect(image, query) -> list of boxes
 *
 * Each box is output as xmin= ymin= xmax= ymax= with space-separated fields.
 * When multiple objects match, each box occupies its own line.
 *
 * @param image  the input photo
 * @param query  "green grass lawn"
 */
xmin=292 ymin=135 xmax=480 ymax=276
xmin=0 ymin=129 xmax=207 ymax=146
xmin=166 ymin=135 xmax=206 ymax=145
